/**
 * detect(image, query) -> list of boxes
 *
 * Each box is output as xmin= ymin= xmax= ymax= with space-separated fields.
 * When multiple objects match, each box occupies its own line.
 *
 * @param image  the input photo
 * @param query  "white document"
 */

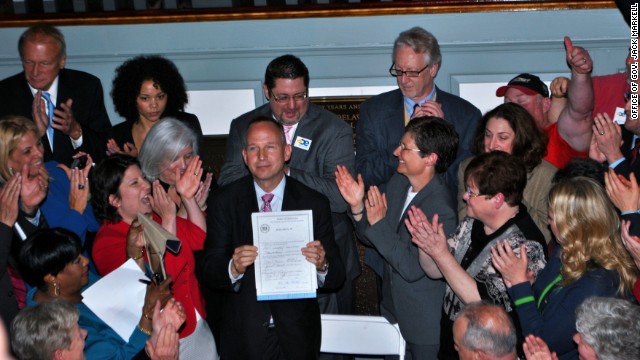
xmin=252 ymin=210 xmax=318 ymax=301
xmin=82 ymin=259 xmax=147 ymax=341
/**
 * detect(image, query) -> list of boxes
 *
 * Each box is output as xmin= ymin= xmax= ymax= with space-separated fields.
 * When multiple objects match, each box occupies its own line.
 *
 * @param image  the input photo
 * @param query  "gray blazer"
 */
xmin=218 ymin=103 xmax=360 ymax=284
xmin=354 ymin=173 xmax=457 ymax=345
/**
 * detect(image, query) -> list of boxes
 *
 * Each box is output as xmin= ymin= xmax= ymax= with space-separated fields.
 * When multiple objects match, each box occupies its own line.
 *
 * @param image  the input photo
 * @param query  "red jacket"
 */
xmin=93 ymin=214 xmax=206 ymax=338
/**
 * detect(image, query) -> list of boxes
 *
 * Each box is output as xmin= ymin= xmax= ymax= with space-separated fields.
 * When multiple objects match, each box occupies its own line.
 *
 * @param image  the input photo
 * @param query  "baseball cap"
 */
xmin=496 ymin=73 xmax=549 ymax=98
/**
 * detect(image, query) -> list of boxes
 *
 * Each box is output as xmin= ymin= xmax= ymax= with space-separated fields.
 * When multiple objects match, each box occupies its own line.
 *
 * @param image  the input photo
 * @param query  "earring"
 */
xmin=52 ymin=282 xmax=60 ymax=297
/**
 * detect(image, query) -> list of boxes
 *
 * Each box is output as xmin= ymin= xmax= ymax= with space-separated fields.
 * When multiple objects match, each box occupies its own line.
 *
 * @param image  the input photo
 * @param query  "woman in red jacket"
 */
xmin=90 ymin=154 xmax=217 ymax=359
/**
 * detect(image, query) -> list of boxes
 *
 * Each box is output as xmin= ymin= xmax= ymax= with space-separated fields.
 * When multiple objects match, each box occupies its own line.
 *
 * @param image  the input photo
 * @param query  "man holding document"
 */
xmin=198 ymin=117 xmax=345 ymax=359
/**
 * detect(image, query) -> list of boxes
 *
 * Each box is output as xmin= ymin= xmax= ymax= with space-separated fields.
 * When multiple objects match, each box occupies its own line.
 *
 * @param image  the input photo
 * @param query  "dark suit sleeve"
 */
xmin=218 ymin=117 xmax=249 ymax=186
xmin=356 ymin=99 xmax=401 ymax=188
xmin=611 ymin=159 xmax=640 ymax=180
xmin=74 ymin=77 xmax=111 ymax=164
xmin=197 ymin=190 xmax=237 ymax=291
xmin=0 ymin=223 xmax=12 ymax=290
xmin=439 ymin=92 xmax=482 ymax=197
xmin=314 ymin=195 xmax=346 ymax=290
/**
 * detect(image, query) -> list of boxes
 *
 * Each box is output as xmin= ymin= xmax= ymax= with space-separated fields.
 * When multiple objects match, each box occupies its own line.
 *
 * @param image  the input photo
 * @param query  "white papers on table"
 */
xmin=252 ymin=210 xmax=317 ymax=301
xmin=81 ymin=259 xmax=147 ymax=341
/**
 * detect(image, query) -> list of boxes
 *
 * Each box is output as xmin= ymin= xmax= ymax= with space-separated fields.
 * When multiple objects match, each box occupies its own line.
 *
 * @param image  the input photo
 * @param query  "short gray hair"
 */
xmin=393 ymin=26 xmax=442 ymax=69
xmin=576 ymin=297 xmax=640 ymax=360
xmin=139 ymin=117 xmax=199 ymax=182
xmin=455 ymin=301 xmax=516 ymax=358
xmin=11 ymin=300 xmax=79 ymax=360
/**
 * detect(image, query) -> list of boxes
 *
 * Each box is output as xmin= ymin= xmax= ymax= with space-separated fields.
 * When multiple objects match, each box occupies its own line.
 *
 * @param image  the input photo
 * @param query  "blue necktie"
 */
xmin=41 ymin=92 xmax=55 ymax=151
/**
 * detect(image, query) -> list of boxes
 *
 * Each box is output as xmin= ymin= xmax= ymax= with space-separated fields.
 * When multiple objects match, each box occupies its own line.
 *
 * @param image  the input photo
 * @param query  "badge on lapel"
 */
xmin=294 ymin=136 xmax=312 ymax=151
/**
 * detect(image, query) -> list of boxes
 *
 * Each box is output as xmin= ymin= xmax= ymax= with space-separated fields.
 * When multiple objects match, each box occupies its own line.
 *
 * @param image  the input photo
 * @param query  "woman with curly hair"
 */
xmin=492 ymin=176 xmax=638 ymax=360
xmin=107 ymin=55 xmax=203 ymax=157
xmin=457 ymin=103 xmax=556 ymax=243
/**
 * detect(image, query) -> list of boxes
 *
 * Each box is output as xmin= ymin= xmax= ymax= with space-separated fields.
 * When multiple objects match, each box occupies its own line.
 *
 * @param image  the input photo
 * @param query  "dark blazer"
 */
xmin=356 ymin=87 xmax=481 ymax=197
xmin=0 ymin=69 xmax=112 ymax=166
xmin=198 ymin=175 xmax=345 ymax=359
xmin=612 ymin=127 xmax=640 ymax=180
xmin=354 ymin=173 xmax=456 ymax=348
xmin=110 ymin=111 xmax=204 ymax=154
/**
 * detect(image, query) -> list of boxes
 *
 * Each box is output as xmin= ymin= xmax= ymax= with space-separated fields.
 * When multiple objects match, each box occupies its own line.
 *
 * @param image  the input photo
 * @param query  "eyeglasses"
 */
xmin=269 ymin=90 xmax=308 ymax=104
xmin=625 ymin=91 xmax=631 ymax=102
xmin=389 ymin=63 xmax=430 ymax=78
xmin=464 ymin=187 xmax=483 ymax=198
xmin=398 ymin=142 xmax=422 ymax=153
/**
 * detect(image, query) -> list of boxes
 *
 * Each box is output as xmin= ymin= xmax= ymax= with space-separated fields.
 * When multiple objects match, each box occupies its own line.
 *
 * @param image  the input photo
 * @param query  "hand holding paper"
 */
xmin=301 ymin=240 xmax=326 ymax=271
xmin=231 ymin=245 xmax=258 ymax=277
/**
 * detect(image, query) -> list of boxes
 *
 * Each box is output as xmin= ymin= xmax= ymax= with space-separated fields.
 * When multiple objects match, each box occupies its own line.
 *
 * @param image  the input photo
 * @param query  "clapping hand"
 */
xmin=365 ymin=186 xmax=387 ymax=225
xmin=490 ymin=240 xmax=531 ymax=288
xmin=0 ymin=173 xmax=21 ymax=227
xmin=175 ymin=155 xmax=202 ymax=201
xmin=405 ymin=206 xmax=448 ymax=257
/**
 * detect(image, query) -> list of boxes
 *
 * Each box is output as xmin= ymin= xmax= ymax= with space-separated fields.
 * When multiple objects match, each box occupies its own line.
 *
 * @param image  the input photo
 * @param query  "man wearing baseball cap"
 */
xmin=496 ymin=37 xmax=594 ymax=168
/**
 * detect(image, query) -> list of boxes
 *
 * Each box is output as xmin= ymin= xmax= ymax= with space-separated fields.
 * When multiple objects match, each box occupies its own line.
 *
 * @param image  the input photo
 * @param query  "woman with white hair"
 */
xmin=573 ymin=297 xmax=640 ymax=360
xmin=138 ymin=117 xmax=211 ymax=230
xmin=11 ymin=300 xmax=86 ymax=360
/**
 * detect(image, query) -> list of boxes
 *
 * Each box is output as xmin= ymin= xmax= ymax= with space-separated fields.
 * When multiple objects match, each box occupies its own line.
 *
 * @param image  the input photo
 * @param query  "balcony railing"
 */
xmin=0 ymin=0 xmax=614 ymax=27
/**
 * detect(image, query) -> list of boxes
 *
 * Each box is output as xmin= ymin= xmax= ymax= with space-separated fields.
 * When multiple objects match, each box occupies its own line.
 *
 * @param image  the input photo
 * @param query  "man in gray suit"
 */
xmin=336 ymin=116 xmax=458 ymax=359
xmin=218 ymin=55 xmax=360 ymax=317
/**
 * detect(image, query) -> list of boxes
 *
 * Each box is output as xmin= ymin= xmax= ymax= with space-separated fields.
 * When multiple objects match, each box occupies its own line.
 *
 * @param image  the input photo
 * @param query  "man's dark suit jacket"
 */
xmin=612 ymin=126 xmax=640 ymax=180
xmin=218 ymin=103 xmax=360 ymax=303
xmin=0 ymin=69 xmax=112 ymax=166
xmin=356 ymin=87 xmax=481 ymax=197
xmin=198 ymin=175 xmax=346 ymax=359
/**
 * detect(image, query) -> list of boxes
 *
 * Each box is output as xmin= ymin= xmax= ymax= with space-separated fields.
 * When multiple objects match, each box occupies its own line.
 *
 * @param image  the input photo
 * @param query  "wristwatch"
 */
xmin=318 ymin=261 xmax=329 ymax=273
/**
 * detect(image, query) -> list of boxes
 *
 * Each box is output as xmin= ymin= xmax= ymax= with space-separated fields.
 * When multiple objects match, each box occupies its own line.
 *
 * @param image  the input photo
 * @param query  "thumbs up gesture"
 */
xmin=564 ymin=36 xmax=592 ymax=75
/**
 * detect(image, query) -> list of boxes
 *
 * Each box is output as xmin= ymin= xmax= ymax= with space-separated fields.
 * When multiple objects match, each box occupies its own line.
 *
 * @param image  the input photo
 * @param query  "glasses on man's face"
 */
xmin=398 ymin=142 xmax=422 ymax=153
xmin=625 ymin=91 xmax=631 ymax=102
xmin=389 ymin=63 xmax=430 ymax=78
xmin=269 ymin=90 xmax=308 ymax=104
xmin=464 ymin=187 xmax=482 ymax=198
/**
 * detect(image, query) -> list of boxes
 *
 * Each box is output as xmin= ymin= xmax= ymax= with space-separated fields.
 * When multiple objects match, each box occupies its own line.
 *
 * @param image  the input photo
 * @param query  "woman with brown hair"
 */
xmin=457 ymin=103 xmax=556 ymax=242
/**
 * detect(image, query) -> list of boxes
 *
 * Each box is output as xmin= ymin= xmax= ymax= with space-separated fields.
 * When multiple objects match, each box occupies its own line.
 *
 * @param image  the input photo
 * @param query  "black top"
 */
xmin=109 ymin=111 xmax=203 ymax=154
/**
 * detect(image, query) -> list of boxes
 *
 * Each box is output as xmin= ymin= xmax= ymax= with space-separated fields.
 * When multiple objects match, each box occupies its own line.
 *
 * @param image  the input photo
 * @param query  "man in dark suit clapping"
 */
xmin=0 ymin=23 xmax=111 ymax=166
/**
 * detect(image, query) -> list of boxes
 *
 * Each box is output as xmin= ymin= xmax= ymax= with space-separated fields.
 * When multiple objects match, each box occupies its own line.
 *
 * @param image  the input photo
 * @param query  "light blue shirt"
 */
xmin=404 ymin=86 xmax=437 ymax=118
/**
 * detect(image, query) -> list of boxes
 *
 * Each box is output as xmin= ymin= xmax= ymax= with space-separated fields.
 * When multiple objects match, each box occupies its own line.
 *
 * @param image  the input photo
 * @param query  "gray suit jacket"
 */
xmin=354 ymin=173 xmax=457 ymax=345
xmin=218 ymin=103 xmax=360 ymax=282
